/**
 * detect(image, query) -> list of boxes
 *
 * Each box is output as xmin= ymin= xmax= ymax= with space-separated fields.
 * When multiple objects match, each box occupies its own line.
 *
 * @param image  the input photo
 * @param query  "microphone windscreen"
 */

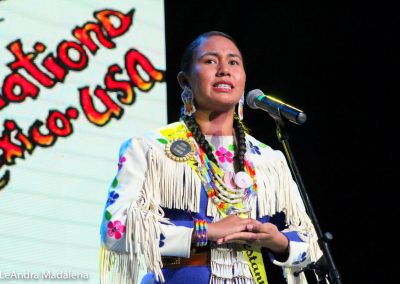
xmin=246 ymin=89 xmax=263 ymax=109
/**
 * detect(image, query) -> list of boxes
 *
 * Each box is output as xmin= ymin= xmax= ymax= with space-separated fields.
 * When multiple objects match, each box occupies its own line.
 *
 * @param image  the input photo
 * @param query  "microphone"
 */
xmin=246 ymin=89 xmax=307 ymax=125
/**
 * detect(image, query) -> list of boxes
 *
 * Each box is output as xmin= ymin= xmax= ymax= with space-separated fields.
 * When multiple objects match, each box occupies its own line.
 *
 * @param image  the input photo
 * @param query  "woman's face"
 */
xmin=185 ymin=35 xmax=246 ymax=113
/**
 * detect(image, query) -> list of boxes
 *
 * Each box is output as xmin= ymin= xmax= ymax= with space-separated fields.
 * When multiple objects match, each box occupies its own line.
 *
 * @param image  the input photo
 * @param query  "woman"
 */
xmin=100 ymin=31 xmax=322 ymax=284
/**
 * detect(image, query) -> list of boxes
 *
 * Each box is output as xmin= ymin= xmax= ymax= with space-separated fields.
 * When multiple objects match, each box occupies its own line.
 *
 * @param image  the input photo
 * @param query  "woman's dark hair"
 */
xmin=183 ymin=115 xmax=247 ymax=173
xmin=180 ymin=31 xmax=247 ymax=173
xmin=180 ymin=31 xmax=240 ymax=73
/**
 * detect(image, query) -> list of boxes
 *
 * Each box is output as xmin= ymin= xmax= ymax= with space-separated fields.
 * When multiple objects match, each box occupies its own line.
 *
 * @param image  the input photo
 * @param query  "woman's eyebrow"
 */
xmin=198 ymin=52 xmax=242 ymax=60
xmin=227 ymin=53 xmax=243 ymax=60
xmin=198 ymin=52 xmax=218 ymax=59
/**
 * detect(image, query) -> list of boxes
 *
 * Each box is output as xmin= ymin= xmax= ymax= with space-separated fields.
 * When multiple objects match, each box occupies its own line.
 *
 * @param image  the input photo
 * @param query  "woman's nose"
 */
xmin=217 ymin=62 xmax=230 ymax=76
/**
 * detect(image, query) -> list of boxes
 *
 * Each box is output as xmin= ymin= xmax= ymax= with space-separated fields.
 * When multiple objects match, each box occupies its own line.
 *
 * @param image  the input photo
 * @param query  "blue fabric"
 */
xmin=283 ymin=231 xmax=302 ymax=242
xmin=163 ymin=184 xmax=214 ymax=226
xmin=156 ymin=185 xmax=293 ymax=283
xmin=141 ymin=267 xmax=211 ymax=284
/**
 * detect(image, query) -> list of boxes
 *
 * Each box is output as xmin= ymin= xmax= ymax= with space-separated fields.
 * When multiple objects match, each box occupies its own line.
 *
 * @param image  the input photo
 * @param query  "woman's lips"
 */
xmin=213 ymin=82 xmax=233 ymax=92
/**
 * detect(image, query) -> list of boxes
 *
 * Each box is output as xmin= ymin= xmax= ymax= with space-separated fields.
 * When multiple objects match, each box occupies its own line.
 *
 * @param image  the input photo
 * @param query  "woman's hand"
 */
xmin=216 ymin=220 xmax=289 ymax=258
xmin=206 ymin=215 xmax=256 ymax=242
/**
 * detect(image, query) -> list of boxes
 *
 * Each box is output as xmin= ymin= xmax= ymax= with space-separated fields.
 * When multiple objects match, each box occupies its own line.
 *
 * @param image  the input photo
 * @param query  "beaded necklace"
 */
xmin=196 ymin=145 xmax=258 ymax=216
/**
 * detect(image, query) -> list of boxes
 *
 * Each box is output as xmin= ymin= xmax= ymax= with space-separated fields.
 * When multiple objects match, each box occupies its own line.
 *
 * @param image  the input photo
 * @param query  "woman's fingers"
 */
xmin=245 ymin=221 xmax=262 ymax=232
xmin=213 ymin=220 xmax=288 ymax=252
xmin=246 ymin=222 xmax=278 ymax=234
xmin=217 ymin=231 xmax=271 ymax=245
xmin=209 ymin=216 xmax=256 ymax=241
xmin=211 ymin=218 xmax=281 ymax=245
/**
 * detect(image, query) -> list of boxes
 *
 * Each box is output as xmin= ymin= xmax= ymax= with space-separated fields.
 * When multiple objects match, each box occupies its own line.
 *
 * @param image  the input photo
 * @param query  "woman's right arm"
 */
xmin=100 ymin=137 xmax=199 ymax=283
xmin=100 ymin=138 xmax=149 ymax=251
xmin=100 ymin=138 xmax=169 ymax=283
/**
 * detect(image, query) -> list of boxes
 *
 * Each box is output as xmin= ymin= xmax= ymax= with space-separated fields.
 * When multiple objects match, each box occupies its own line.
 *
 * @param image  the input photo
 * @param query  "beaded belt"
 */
xmin=161 ymin=246 xmax=210 ymax=268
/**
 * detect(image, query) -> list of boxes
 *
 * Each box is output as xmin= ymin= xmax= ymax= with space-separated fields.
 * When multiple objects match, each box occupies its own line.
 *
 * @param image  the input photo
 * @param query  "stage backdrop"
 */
xmin=0 ymin=0 xmax=166 ymax=282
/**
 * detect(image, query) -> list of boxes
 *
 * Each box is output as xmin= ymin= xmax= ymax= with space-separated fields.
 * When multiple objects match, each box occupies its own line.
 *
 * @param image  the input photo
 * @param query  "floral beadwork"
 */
xmin=106 ymin=191 xmax=119 ymax=207
xmin=197 ymin=146 xmax=258 ymax=216
xmin=111 ymin=177 xmax=118 ymax=188
xmin=215 ymin=146 xmax=233 ymax=163
xmin=118 ymin=156 xmax=126 ymax=170
xmin=160 ymin=124 xmax=187 ymax=140
xmin=105 ymin=210 xmax=112 ymax=221
xmin=293 ymin=252 xmax=307 ymax=265
xmin=228 ymin=144 xmax=236 ymax=151
xmin=107 ymin=220 xmax=126 ymax=240
xmin=259 ymin=142 xmax=267 ymax=148
xmin=158 ymin=124 xmax=192 ymax=146
xmin=159 ymin=233 xmax=165 ymax=247
xmin=249 ymin=141 xmax=261 ymax=155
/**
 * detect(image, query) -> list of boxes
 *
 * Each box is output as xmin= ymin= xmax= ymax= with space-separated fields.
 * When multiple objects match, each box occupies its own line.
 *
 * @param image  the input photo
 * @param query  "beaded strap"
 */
xmin=194 ymin=219 xmax=208 ymax=247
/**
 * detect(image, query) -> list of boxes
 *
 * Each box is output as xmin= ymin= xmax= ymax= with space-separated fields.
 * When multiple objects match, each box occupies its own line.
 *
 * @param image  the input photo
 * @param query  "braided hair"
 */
xmin=182 ymin=115 xmax=247 ymax=173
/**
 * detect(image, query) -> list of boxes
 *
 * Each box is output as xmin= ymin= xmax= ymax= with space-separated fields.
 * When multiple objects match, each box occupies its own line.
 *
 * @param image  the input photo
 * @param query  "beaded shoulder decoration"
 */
xmin=156 ymin=122 xmax=258 ymax=217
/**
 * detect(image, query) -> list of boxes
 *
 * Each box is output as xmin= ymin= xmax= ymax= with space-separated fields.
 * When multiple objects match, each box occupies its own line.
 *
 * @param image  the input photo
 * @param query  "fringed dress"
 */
xmin=99 ymin=121 xmax=322 ymax=284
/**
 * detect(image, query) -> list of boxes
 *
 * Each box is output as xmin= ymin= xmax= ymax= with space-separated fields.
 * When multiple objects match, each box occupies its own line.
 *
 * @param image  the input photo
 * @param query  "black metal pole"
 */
xmin=274 ymin=118 xmax=342 ymax=284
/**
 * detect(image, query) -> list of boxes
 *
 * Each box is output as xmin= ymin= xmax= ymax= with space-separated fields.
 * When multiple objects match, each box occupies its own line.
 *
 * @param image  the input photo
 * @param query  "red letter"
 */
xmin=16 ymin=131 xmax=34 ymax=154
xmin=43 ymin=53 xmax=68 ymax=82
xmin=80 ymin=86 xmax=123 ymax=126
xmin=47 ymin=108 xmax=79 ymax=137
xmin=28 ymin=121 xmax=56 ymax=147
xmin=28 ymin=108 xmax=78 ymax=146
xmin=7 ymin=40 xmax=55 ymax=87
xmin=1 ymin=72 xmax=39 ymax=104
xmin=125 ymin=49 xmax=164 ymax=92
xmin=73 ymin=22 xmax=115 ymax=54
xmin=0 ymin=120 xmax=25 ymax=166
xmin=105 ymin=64 xmax=135 ymax=105
xmin=6 ymin=120 xmax=35 ymax=154
xmin=95 ymin=9 xmax=134 ymax=38
xmin=0 ymin=168 xmax=10 ymax=191
xmin=57 ymin=41 xmax=89 ymax=71
xmin=0 ymin=96 xmax=6 ymax=109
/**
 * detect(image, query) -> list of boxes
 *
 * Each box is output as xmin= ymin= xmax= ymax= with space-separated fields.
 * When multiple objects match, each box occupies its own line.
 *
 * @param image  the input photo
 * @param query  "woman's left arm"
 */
xmin=216 ymin=219 xmax=311 ymax=267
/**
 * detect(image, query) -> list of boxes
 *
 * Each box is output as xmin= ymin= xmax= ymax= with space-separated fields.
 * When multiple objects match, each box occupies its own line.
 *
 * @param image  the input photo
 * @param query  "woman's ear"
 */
xmin=177 ymin=71 xmax=190 ymax=90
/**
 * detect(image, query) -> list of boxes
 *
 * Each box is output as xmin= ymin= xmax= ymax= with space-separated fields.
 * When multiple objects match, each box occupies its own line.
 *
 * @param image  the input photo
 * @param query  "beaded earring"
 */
xmin=181 ymin=86 xmax=196 ymax=116
xmin=237 ymin=93 xmax=244 ymax=120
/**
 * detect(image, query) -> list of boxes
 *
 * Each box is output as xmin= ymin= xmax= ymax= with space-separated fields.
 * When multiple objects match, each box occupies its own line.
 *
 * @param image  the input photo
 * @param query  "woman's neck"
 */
xmin=194 ymin=109 xmax=235 ymax=136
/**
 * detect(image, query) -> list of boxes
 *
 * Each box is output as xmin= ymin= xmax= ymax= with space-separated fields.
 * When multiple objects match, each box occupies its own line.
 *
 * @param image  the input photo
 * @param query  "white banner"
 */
xmin=0 ymin=0 xmax=166 ymax=282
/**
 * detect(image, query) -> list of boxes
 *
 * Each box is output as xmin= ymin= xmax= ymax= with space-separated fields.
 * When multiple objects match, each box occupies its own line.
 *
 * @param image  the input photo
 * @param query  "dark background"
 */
xmin=165 ymin=1 xmax=395 ymax=283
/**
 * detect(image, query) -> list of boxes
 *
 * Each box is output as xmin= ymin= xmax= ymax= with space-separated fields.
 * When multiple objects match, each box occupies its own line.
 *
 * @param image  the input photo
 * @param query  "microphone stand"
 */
xmin=272 ymin=116 xmax=342 ymax=284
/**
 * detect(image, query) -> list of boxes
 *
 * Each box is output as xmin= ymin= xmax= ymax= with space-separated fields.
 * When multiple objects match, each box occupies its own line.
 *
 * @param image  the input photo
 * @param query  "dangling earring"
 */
xmin=181 ymin=86 xmax=196 ymax=116
xmin=237 ymin=93 xmax=244 ymax=120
